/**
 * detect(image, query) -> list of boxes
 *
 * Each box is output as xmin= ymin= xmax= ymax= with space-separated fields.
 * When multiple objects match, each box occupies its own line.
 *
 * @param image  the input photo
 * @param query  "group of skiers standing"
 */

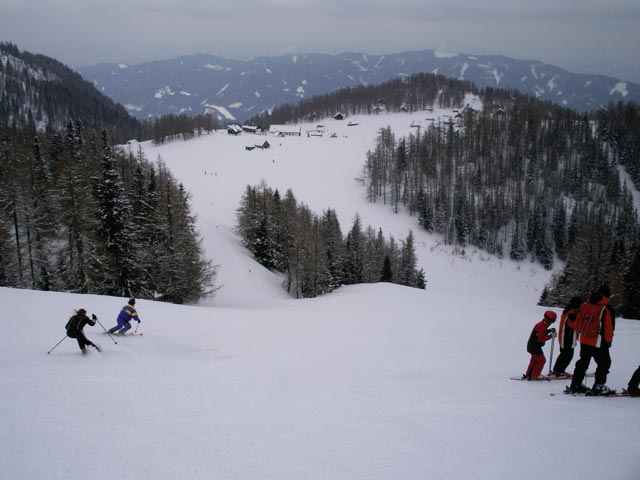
xmin=63 ymin=298 xmax=141 ymax=354
xmin=524 ymin=284 xmax=640 ymax=396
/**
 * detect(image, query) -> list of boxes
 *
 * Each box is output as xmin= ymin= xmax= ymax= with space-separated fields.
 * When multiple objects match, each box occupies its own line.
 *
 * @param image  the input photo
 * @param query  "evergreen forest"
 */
xmin=236 ymin=182 xmax=426 ymax=298
xmin=253 ymin=74 xmax=640 ymax=318
xmin=0 ymin=120 xmax=216 ymax=303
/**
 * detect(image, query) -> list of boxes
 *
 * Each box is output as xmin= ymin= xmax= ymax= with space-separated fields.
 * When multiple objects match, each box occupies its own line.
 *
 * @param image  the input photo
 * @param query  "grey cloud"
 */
xmin=1 ymin=0 xmax=638 ymax=82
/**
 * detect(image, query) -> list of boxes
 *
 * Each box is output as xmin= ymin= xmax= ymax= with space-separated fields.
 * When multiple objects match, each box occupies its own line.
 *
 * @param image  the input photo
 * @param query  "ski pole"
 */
xmin=47 ymin=335 xmax=67 ymax=355
xmin=548 ymin=332 xmax=556 ymax=376
xmin=94 ymin=316 xmax=118 ymax=345
xmin=134 ymin=321 xmax=140 ymax=333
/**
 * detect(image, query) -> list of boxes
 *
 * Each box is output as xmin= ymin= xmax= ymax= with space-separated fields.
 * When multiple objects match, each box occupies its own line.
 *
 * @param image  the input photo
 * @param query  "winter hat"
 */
xmin=597 ymin=284 xmax=610 ymax=298
xmin=128 ymin=297 xmax=136 ymax=306
xmin=544 ymin=310 xmax=557 ymax=322
xmin=568 ymin=296 xmax=582 ymax=310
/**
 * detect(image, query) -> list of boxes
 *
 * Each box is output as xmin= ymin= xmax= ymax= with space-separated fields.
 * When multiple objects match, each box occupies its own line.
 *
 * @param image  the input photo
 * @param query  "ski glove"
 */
xmin=92 ymin=314 xmax=97 ymax=320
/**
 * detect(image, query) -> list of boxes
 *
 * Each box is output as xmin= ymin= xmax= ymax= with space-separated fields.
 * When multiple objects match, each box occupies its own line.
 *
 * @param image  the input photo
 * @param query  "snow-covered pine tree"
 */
xmin=25 ymin=136 xmax=56 ymax=290
xmin=343 ymin=213 xmax=364 ymax=285
xmin=92 ymin=129 xmax=136 ymax=296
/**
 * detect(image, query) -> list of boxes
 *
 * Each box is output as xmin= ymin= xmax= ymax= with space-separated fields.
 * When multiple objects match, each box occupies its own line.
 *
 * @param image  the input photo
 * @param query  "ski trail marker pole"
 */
xmin=47 ymin=335 xmax=67 ymax=355
xmin=94 ymin=316 xmax=118 ymax=345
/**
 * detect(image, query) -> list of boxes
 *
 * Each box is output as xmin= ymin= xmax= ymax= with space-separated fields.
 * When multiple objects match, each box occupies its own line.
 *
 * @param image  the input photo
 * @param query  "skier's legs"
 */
xmin=627 ymin=366 xmax=640 ymax=395
xmin=110 ymin=318 xmax=129 ymax=334
xmin=77 ymin=332 xmax=95 ymax=348
xmin=526 ymin=354 xmax=545 ymax=378
xmin=530 ymin=354 xmax=546 ymax=378
xmin=570 ymin=345 xmax=593 ymax=390
xmin=553 ymin=347 xmax=574 ymax=373
xmin=593 ymin=347 xmax=611 ymax=386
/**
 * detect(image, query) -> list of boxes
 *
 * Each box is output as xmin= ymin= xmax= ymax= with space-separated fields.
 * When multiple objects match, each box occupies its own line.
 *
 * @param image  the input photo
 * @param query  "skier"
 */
xmin=65 ymin=308 xmax=101 ymax=354
xmin=551 ymin=296 xmax=582 ymax=376
xmin=108 ymin=298 xmax=141 ymax=335
xmin=523 ymin=310 xmax=557 ymax=380
xmin=625 ymin=366 xmax=640 ymax=397
xmin=568 ymin=284 xmax=615 ymax=395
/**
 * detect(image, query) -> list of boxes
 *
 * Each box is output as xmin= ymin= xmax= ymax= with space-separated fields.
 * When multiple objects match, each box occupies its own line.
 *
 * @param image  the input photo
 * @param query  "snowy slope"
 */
xmin=1 ymin=107 xmax=639 ymax=480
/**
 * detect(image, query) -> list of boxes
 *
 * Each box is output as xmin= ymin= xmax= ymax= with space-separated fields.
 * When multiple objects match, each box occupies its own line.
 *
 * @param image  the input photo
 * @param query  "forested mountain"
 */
xmin=0 ymin=119 xmax=216 ymax=303
xmin=76 ymin=50 xmax=640 ymax=122
xmin=0 ymin=42 xmax=139 ymax=138
xmin=252 ymin=73 xmax=640 ymax=317
xmin=0 ymin=43 xmax=217 ymax=303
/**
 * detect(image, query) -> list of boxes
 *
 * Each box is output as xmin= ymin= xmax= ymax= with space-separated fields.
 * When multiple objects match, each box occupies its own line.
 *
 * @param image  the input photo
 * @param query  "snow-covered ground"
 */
xmin=1 ymin=106 xmax=639 ymax=479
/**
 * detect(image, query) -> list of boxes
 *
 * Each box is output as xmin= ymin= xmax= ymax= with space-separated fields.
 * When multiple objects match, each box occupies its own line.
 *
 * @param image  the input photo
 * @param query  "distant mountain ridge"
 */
xmin=76 ymin=50 xmax=640 ymax=122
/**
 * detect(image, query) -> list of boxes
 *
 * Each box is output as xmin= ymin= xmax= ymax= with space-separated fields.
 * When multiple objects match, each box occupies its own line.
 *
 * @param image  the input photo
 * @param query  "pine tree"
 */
xmin=621 ymin=245 xmax=640 ymax=319
xmin=552 ymin=200 xmax=568 ymax=261
xmin=399 ymin=230 xmax=418 ymax=287
xmin=25 ymin=136 xmax=56 ymax=290
xmin=93 ymin=129 xmax=135 ymax=296
xmin=322 ymin=208 xmax=344 ymax=290
xmin=380 ymin=254 xmax=393 ymax=282
xmin=57 ymin=121 xmax=97 ymax=292
xmin=343 ymin=214 xmax=364 ymax=284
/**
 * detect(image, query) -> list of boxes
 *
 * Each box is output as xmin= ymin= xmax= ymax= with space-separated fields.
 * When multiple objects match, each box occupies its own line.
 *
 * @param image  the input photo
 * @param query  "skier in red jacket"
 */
xmin=523 ymin=310 xmax=557 ymax=380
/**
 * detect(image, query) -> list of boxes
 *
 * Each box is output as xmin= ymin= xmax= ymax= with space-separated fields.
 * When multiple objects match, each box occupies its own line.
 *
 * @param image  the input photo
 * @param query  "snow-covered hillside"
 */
xmin=2 ymin=107 xmax=639 ymax=480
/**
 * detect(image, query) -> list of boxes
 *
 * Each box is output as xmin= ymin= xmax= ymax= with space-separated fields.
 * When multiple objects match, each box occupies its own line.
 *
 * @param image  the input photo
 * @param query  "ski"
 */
xmin=511 ymin=376 xmax=551 ymax=381
xmin=550 ymin=387 xmax=639 ymax=397
xmin=513 ymin=372 xmax=595 ymax=382
xmin=102 ymin=332 xmax=143 ymax=336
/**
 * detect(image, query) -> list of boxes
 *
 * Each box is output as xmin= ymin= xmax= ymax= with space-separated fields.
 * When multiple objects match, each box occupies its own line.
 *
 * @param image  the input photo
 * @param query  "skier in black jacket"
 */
xmin=65 ymin=309 xmax=100 ymax=354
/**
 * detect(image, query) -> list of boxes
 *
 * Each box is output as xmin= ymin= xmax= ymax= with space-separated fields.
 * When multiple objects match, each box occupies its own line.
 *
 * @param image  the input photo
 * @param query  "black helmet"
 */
xmin=128 ymin=297 xmax=136 ymax=306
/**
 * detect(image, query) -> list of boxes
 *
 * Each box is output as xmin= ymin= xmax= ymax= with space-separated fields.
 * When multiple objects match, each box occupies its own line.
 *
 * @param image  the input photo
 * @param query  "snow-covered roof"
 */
xmin=269 ymin=125 xmax=301 ymax=134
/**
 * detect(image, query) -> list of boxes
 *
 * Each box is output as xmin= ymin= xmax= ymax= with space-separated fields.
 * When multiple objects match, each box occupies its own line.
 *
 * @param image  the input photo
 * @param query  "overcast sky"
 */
xmin=2 ymin=0 xmax=639 ymax=82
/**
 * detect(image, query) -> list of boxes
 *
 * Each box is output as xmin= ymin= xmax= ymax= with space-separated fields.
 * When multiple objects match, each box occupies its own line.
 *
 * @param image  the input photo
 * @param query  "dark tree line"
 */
xmin=0 ymin=118 xmax=216 ymax=303
xmin=147 ymin=113 xmax=219 ymax=145
xmin=236 ymin=182 xmax=426 ymax=298
xmin=248 ymin=73 xmax=476 ymax=126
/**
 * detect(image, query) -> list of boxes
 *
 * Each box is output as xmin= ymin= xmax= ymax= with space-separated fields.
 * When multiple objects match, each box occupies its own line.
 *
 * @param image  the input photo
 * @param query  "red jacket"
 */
xmin=569 ymin=294 xmax=614 ymax=348
xmin=527 ymin=319 xmax=552 ymax=355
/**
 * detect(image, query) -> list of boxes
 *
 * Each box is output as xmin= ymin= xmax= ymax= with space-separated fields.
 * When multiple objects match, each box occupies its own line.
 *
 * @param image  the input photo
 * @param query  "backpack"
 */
xmin=576 ymin=302 xmax=605 ymax=339
xmin=65 ymin=315 xmax=81 ymax=334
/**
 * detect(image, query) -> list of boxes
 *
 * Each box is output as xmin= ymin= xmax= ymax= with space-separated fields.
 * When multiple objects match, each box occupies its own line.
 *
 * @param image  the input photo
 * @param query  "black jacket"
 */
xmin=65 ymin=313 xmax=95 ymax=336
